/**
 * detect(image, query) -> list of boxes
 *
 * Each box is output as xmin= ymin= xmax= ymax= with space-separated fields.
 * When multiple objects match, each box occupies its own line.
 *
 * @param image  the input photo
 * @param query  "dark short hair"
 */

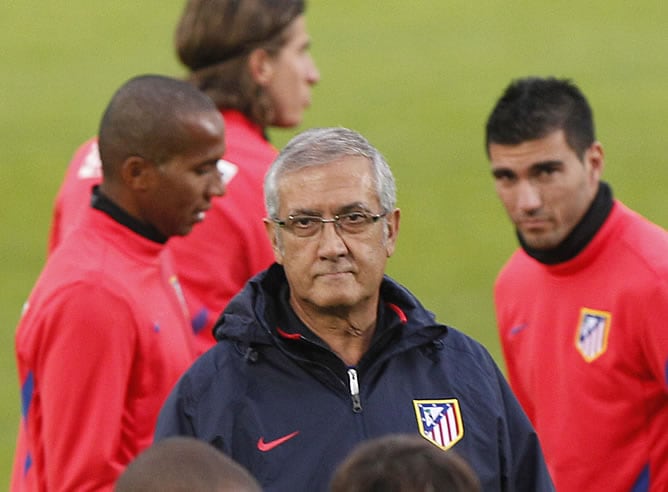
xmin=329 ymin=434 xmax=481 ymax=492
xmin=485 ymin=76 xmax=595 ymax=159
xmin=97 ymin=74 xmax=218 ymax=179
xmin=175 ymin=0 xmax=305 ymax=127
xmin=114 ymin=437 xmax=261 ymax=492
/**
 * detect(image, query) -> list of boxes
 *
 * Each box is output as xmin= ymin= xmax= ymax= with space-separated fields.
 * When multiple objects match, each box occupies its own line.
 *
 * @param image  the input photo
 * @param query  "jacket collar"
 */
xmin=91 ymin=185 xmax=168 ymax=244
xmin=213 ymin=264 xmax=447 ymax=356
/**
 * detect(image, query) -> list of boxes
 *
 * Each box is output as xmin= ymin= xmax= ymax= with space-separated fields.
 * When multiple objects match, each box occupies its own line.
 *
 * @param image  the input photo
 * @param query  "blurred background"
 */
xmin=2 ymin=0 xmax=667 ymax=483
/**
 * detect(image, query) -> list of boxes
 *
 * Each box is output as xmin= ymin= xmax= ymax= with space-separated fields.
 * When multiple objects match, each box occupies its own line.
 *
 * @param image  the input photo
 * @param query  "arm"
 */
xmin=494 ymin=365 xmax=555 ymax=491
xmin=154 ymin=372 xmax=197 ymax=440
xmin=639 ymin=280 xmax=668 ymax=393
xmin=37 ymin=284 xmax=136 ymax=491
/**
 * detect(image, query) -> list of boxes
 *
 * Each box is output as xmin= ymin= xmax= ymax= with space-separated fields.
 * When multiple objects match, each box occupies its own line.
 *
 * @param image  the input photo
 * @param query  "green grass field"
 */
xmin=2 ymin=1 xmax=667 ymax=485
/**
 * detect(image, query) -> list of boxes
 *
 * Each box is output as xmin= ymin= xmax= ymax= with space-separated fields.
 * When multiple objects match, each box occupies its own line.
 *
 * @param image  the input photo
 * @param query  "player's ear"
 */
xmin=120 ymin=156 xmax=156 ymax=191
xmin=583 ymin=141 xmax=605 ymax=189
xmin=248 ymin=48 xmax=274 ymax=86
xmin=586 ymin=141 xmax=605 ymax=183
xmin=384 ymin=208 xmax=401 ymax=257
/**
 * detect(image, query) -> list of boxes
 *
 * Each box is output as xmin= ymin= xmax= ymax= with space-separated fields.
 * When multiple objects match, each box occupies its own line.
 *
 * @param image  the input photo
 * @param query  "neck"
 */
xmin=93 ymin=185 xmax=167 ymax=243
xmin=290 ymin=298 xmax=377 ymax=366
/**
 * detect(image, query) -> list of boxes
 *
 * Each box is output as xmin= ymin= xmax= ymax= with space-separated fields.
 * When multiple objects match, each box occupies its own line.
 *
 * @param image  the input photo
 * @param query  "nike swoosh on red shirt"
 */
xmin=510 ymin=323 xmax=528 ymax=336
xmin=257 ymin=431 xmax=300 ymax=452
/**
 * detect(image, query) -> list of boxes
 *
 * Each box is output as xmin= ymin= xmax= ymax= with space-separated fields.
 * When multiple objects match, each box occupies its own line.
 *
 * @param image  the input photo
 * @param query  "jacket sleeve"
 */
xmin=154 ymin=373 xmax=197 ymax=441
xmin=638 ymin=279 xmax=668 ymax=394
xmin=34 ymin=284 xmax=137 ymax=491
xmin=495 ymin=365 xmax=555 ymax=491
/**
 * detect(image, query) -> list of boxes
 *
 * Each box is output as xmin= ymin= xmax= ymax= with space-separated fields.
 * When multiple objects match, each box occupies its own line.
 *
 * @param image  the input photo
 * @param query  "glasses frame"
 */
xmin=270 ymin=211 xmax=387 ymax=238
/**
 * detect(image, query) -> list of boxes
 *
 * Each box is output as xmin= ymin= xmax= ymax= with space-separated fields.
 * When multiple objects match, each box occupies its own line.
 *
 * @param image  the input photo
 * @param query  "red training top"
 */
xmin=495 ymin=201 xmax=668 ymax=491
xmin=12 ymin=206 xmax=196 ymax=491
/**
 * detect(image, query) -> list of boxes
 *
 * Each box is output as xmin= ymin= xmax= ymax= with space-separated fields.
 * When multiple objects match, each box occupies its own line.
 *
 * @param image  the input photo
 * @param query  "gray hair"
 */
xmin=264 ymin=127 xmax=396 ymax=218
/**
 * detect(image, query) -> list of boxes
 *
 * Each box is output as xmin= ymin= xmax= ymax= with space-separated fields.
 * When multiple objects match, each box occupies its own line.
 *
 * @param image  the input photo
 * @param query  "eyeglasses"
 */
xmin=271 ymin=211 xmax=387 ymax=238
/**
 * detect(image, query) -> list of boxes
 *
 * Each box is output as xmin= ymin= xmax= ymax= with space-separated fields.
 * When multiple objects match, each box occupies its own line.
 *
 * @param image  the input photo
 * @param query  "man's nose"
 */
xmin=516 ymin=181 xmax=541 ymax=212
xmin=208 ymin=172 xmax=226 ymax=198
xmin=317 ymin=220 xmax=347 ymax=258
xmin=307 ymin=55 xmax=320 ymax=85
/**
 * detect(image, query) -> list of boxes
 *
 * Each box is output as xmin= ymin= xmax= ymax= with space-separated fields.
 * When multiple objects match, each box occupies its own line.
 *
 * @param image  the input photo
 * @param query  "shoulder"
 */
xmin=494 ymin=248 xmax=535 ymax=296
xmin=612 ymin=202 xmax=668 ymax=271
xmin=36 ymin=225 xmax=154 ymax=318
xmin=380 ymin=276 xmax=500 ymax=375
xmin=34 ymin=242 xmax=121 ymax=300
xmin=584 ymin=202 xmax=668 ymax=303
xmin=431 ymin=328 xmax=518 ymax=419
xmin=58 ymin=137 xmax=101 ymax=187
xmin=172 ymin=340 xmax=247 ymax=403
xmin=221 ymin=111 xmax=277 ymax=165
xmin=498 ymin=247 xmax=533 ymax=272
xmin=57 ymin=225 xmax=136 ymax=284
xmin=16 ymin=277 xmax=139 ymax=358
xmin=441 ymin=327 xmax=498 ymax=373
xmin=69 ymin=137 xmax=101 ymax=178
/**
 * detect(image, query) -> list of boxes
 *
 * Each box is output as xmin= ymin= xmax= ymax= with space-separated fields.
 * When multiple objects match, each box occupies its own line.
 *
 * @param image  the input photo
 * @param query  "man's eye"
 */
xmin=342 ymin=212 xmax=366 ymax=224
xmin=493 ymin=171 xmax=515 ymax=183
xmin=292 ymin=217 xmax=318 ymax=228
xmin=196 ymin=164 xmax=217 ymax=176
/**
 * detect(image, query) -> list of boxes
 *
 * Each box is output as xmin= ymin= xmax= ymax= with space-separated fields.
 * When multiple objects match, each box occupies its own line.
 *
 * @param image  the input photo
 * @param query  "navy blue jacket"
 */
xmin=155 ymin=264 xmax=554 ymax=491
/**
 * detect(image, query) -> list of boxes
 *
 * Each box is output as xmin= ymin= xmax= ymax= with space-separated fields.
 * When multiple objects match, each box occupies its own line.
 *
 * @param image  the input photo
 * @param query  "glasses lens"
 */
xmin=288 ymin=216 xmax=322 ymax=237
xmin=282 ymin=212 xmax=385 ymax=237
xmin=338 ymin=212 xmax=373 ymax=233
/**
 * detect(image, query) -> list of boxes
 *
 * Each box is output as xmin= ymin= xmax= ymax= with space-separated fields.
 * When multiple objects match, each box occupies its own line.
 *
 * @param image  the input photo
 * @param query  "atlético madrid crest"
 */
xmin=575 ymin=307 xmax=612 ymax=362
xmin=413 ymin=399 xmax=463 ymax=450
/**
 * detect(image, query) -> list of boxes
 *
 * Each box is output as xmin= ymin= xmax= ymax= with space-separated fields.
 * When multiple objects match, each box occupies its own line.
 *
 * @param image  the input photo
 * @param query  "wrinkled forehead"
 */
xmin=277 ymin=156 xmax=379 ymax=212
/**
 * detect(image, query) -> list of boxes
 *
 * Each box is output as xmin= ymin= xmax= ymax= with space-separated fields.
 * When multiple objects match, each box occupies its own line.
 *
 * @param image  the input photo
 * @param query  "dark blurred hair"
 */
xmin=485 ymin=76 xmax=595 ymax=160
xmin=98 ymin=74 xmax=218 ymax=179
xmin=115 ymin=437 xmax=261 ymax=492
xmin=175 ymin=0 xmax=305 ymax=127
xmin=329 ymin=434 xmax=482 ymax=492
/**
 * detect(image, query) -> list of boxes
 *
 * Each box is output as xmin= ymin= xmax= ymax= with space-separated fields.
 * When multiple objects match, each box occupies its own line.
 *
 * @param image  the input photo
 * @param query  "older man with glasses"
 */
xmin=154 ymin=127 xmax=554 ymax=492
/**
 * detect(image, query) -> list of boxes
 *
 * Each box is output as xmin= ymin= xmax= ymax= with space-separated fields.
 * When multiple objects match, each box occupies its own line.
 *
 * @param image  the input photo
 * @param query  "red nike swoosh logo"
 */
xmin=257 ymin=431 xmax=300 ymax=452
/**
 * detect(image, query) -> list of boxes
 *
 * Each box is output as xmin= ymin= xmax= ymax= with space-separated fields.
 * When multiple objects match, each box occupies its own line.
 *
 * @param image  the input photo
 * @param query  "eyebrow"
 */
xmin=491 ymin=159 xmax=564 ymax=178
xmin=532 ymin=160 xmax=563 ymax=169
xmin=491 ymin=168 xmax=514 ymax=179
xmin=288 ymin=202 xmax=371 ymax=216
xmin=529 ymin=160 xmax=564 ymax=174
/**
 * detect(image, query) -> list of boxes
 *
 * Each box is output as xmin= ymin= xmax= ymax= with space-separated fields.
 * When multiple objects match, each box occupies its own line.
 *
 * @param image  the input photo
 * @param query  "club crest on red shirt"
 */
xmin=575 ymin=308 xmax=611 ymax=362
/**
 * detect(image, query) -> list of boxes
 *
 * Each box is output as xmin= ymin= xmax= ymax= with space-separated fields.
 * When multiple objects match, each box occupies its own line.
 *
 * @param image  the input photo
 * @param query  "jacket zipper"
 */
xmin=347 ymin=368 xmax=362 ymax=413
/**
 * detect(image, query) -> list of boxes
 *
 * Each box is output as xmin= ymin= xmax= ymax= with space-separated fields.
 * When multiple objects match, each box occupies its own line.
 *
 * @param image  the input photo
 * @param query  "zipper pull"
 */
xmin=347 ymin=368 xmax=362 ymax=413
